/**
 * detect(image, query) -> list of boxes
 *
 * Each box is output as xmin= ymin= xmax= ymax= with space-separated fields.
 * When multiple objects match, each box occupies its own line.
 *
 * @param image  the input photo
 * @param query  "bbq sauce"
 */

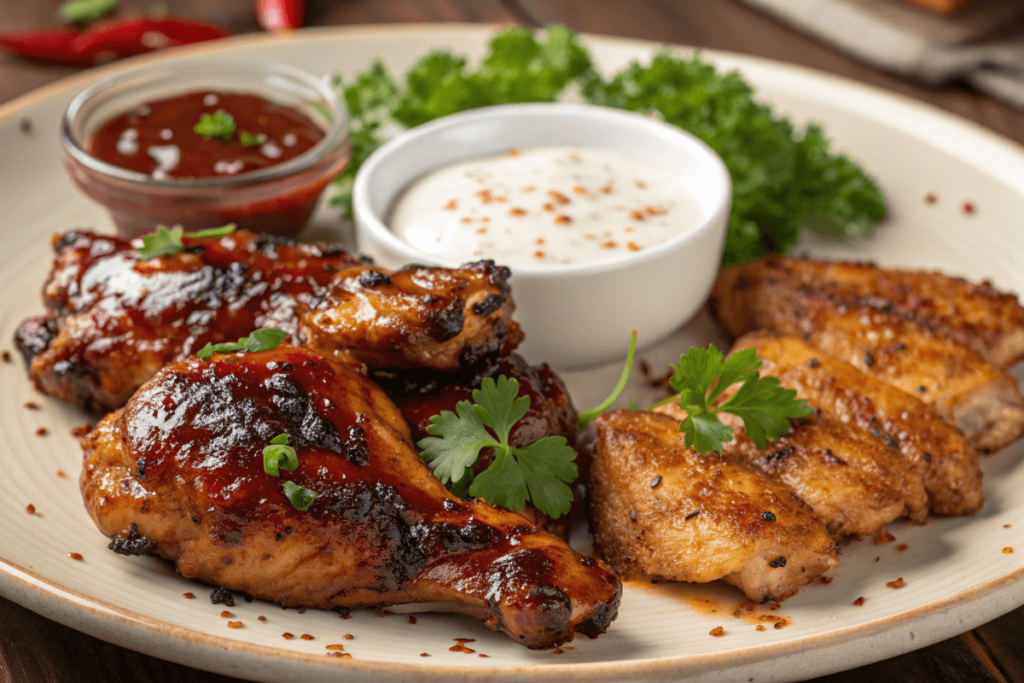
xmin=88 ymin=91 xmax=323 ymax=179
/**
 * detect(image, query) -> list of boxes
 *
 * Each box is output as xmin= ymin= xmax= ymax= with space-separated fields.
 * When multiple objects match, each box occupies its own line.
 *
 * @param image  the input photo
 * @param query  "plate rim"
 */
xmin=3 ymin=22 xmax=1024 ymax=682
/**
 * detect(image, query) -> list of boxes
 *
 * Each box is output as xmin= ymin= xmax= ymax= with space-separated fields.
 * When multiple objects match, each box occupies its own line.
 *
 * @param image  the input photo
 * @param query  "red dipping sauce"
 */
xmin=62 ymin=63 xmax=350 ymax=239
xmin=88 ymin=92 xmax=323 ymax=180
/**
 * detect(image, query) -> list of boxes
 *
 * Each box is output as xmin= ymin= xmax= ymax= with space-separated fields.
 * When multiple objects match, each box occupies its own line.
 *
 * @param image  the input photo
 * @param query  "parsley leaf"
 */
xmin=193 ymin=110 xmax=236 ymax=140
xmin=137 ymin=225 xmax=184 ymax=261
xmin=239 ymin=130 xmax=267 ymax=147
xmin=282 ymin=480 xmax=317 ymax=511
xmin=137 ymin=223 xmax=235 ymax=261
xmin=263 ymin=433 xmax=298 ymax=477
xmin=328 ymin=27 xmax=885 ymax=265
xmin=417 ymin=376 xmax=578 ymax=518
xmin=662 ymin=345 xmax=814 ymax=454
xmin=60 ymin=0 xmax=117 ymax=23
xmin=197 ymin=327 xmax=288 ymax=361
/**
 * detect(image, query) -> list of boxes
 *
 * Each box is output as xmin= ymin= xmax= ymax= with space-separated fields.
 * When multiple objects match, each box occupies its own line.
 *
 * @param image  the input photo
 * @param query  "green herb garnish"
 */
xmin=263 ymin=433 xmax=298 ymax=477
xmin=197 ymin=328 xmax=288 ymax=361
xmin=282 ymin=480 xmax=317 ymax=511
xmin=651 ymin=345 xmax=813 ymax=454
xmin=239 ymin=130 xmax=267 ymax=147
xmin=60 ymin=0 xmax=117 ymax=23
xmin=330 ymin=26 xmax=885 ymax=266
xmin=137 ymin=224 xmax=236 ymax=261
xmin=193 ymin=110 xmax=236 ymax=140
xmin=418 ymin=332 xmax=636 ymax=517
xmin=576 ymin=330 xmax=637 ymax=430
xmin=418 ymin=376 xmax=578 ymax=518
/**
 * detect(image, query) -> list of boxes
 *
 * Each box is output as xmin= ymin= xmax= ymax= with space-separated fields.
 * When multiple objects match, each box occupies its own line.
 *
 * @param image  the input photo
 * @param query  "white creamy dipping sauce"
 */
xmin=387 ymin=146 xmax=704 ymax=268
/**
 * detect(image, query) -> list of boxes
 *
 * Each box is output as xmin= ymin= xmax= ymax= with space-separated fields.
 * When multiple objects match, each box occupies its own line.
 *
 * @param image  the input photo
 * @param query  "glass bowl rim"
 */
xmin=60 ymin=59 xmax=349 ymax=190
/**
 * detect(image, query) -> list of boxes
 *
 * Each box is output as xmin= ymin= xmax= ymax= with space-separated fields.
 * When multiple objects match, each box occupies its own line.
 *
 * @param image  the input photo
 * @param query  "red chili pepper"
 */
xmin=0 ymin=27 xmax=82 ymax=65
xmin=0 ymin=18 xmax=229 ymax=68
xmin=255 ymin=0 xmax=306 ymax=30
xmin=72 ymin=17 xmax=231 ymax=63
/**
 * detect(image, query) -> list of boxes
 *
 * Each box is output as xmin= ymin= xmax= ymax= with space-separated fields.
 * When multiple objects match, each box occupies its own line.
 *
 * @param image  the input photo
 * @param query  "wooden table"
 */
xmin=2 ymin=1 xmax=1024 ymax=681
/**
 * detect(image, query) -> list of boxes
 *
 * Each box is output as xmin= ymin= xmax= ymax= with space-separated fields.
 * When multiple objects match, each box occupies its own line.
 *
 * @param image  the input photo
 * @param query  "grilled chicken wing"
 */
xmin=766 ymin=256 xmax=1024 ymax=368
xmin=15 ymin=230 xmax=359 ymax=412
xmin=655 ymin=403 xmax=928 ymax=537
xmin=711 ymin=261 xmax=1024 ymax=451
xmin=380 ymin=353 xmax=580 ymax=538
xmin=80 ymin=346 xmax=620 ymax=649
xmin=590 ymin=410 xmax=837 ymax=602
xmin=16 ymin=231 xmax=520 ymax=412
xmin=300 ymin=261 xmax=521 ymax=371
xmin=736 ymin=332 xmax=983 ymax=516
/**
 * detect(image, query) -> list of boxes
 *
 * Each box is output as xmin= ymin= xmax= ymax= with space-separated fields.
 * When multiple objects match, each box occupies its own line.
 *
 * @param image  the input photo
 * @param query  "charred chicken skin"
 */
xmin=16 ymin=231 xmax=521 ymax=413
xmin=15 ymin=230 xmax=359 ymax=412
xmin=711 ymin=258 xmax=1024 ymax=452
xmin=590 ymin=410 xmax=838 ymax=603
xmin=80 ymin=346 xmax=620 ymax=649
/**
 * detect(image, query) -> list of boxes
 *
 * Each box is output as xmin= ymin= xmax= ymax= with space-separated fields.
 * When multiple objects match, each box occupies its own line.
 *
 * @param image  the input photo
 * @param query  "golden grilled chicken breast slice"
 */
xmin=655 ymin=402 xmax=928 ymax=537
xmin=80 ymin=346 xmax=620 ymax=649
xmin=710 ymin=264 xmax=1024 ymax=452
xmin=764 ymin=256 xmax=1024 ymax=369
xmin=736 ymin=332 xmax=983 ymax=516
xmin=590 ymin=410 xmax=838 ymax=603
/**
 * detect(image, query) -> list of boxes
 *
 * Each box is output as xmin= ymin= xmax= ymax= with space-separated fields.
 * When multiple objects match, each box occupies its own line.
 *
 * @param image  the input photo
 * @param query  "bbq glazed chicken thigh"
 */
xmin=16 ymin=230 xmax=520 ymax=412
xmin=80 ymin=345 xmax=620 ymax=648
xmin=590 ymin=410 xmax=838 ymax=603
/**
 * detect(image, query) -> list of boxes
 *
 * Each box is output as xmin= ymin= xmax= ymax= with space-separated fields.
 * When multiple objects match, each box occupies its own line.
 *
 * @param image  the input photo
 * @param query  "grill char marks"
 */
xmin=15 ymin=230 xmax=360 ymax=412
xmin=80 ymin=346 xmax=619 ymax=649
xmin=300 ymin=259 xmax=522 ymax=373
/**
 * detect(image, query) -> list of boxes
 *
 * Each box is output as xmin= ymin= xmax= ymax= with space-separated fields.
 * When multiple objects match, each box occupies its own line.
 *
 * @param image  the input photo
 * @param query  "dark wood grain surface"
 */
xmin=2 ymin=1 xmax=1024 ymax=682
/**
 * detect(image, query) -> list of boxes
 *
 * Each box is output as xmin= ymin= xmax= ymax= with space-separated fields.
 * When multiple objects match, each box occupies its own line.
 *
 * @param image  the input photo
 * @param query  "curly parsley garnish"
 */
xmin=282 ymin=480 xmax=317 ymax=511
xmin=652 ymin=345 xmax=813 ymax=454
xmin=193 ymin=110 xmax=236 ymax=140
xmin=418 ymin=332 xmax=637 ymax=517
xmin=263 ymin=434 xmax=298 ymax=477
xmin=197 ymin=328 xmax=288 ymax=361
xmin=137 ymin=223 xmax=235 ymax=261
xmin=330 ymin=26 xmax=885 ymax=266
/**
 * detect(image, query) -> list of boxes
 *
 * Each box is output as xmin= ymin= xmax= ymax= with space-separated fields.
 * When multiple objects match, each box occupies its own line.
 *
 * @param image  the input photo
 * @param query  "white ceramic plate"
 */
xmin=1 ymin=24 xmax=1023 ymax=683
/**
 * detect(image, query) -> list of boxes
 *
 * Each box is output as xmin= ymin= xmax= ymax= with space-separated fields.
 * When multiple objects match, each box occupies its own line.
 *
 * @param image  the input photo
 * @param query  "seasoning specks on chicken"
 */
xmin=589 ymin=410 xmax=838 ymax=603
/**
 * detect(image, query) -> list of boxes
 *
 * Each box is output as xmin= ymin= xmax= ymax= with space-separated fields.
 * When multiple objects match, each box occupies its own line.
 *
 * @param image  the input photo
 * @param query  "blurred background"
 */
xmin=2 ymin=1 xmax=1024 ymax=682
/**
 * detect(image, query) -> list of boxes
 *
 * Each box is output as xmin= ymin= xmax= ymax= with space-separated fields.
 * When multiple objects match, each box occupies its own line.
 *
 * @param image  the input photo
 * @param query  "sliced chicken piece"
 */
xmin=710 ymin=263 xmax=1024 ymax=452
xmin=736 ymin=332 xmax=983 ymax=516
xmin=300 ymin=261 xmax=521 ymax=372
xmin=80 ymin=346 xmax=619 ymax=649
xmin=768 ymin=256 xmax=1024 ymax=369
xmin=590 ymin=410 xmax=837 ymax=603
xmin=655 ymin=402 xmax=928 ymax=537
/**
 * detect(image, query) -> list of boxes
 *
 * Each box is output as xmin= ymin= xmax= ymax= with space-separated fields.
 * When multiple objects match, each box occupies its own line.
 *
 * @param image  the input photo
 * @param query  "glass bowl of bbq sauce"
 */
xmin=61 ymin=61 xmax=350 ymax=238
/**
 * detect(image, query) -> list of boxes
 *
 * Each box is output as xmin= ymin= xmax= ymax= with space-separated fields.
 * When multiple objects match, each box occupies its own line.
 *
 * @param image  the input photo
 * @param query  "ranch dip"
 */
xmin=387 ymin=146 xmax=704 ymax=268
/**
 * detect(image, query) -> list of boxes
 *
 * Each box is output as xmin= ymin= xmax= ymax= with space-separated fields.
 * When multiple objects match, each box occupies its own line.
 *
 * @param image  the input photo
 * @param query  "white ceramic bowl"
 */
xmin=353 ymin=103 xmax=731 ymax=369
